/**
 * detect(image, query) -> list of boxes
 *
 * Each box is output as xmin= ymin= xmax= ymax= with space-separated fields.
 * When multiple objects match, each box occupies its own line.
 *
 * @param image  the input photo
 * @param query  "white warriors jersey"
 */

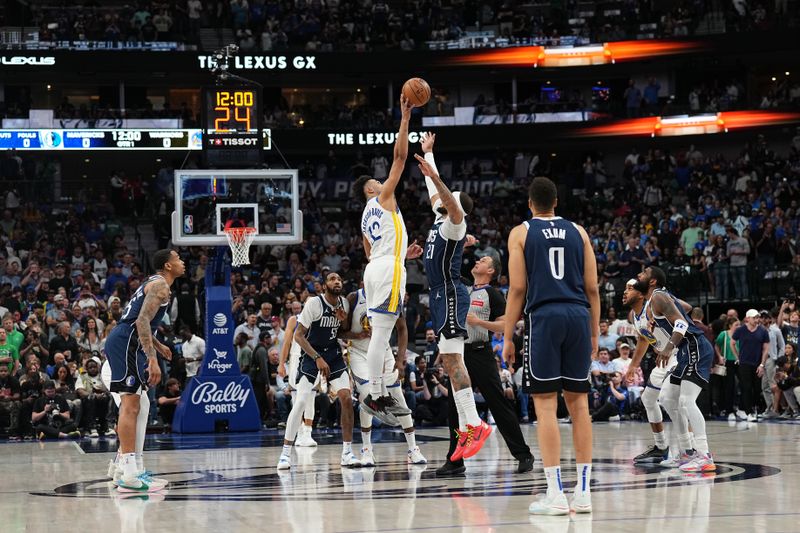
xmin=348 ymin=289 xmax=371 ymax=357
xmin=361 ymin=197 xmax=408 ymax=262
xmin=633 ymin=299 xmax=675 ymax=354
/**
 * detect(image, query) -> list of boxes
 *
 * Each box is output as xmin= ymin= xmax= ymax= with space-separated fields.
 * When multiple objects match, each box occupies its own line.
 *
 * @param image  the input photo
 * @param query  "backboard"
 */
xmin=171 ymin=169 xmax=302 ymax=246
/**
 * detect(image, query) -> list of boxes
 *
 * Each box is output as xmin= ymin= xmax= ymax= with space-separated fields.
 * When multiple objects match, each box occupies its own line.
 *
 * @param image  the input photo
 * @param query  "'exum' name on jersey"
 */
xmin=361 ymin=197 xmax=408 ymax=262
xmin=523 ymin=217 xmax=588 ymax=314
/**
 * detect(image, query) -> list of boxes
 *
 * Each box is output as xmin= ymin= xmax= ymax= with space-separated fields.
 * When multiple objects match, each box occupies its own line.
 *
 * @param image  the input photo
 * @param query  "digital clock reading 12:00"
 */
xmin=210 ymin=90 xmax=255 ymax=133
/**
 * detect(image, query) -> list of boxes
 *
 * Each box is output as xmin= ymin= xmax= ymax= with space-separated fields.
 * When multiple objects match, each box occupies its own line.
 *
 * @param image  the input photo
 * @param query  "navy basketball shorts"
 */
xmin=523 ymin=303 xmax=592 ymax=394
xmin=669 ymin=335 xmax=713 ymax=387
xmin=429 ymin=282 xmax=469 ymax=340
xmin=106 ymin=326 xmax=148 ymax=394
xmin=299 ymin=349 xmax=348 ymax=383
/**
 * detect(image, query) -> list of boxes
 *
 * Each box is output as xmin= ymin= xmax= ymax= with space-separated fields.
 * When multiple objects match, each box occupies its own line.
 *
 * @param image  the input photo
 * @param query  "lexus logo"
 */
xmin=0 ymin=56 xmax=56 ymax=66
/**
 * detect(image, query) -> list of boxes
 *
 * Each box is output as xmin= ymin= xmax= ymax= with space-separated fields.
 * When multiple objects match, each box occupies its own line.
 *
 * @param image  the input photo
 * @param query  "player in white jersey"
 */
xmin=622 ymin=279 xmax=677 ymax=466
xmin=277 ymin=300 xmax=316 ymax=447
xmin=344 ymin=287 xmax=427 ymax=466
xmin=624 ymin=278 xmax=695 ymax=468
xmin=352 ymin=94 xmax=417 ymax=420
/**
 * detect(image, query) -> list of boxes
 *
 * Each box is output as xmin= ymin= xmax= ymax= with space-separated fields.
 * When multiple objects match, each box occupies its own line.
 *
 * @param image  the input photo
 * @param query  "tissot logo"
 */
xmin=0 ymin=56 xmax=56 ymax=66
xmin=197 ymin=55 xmax=316 ymax=70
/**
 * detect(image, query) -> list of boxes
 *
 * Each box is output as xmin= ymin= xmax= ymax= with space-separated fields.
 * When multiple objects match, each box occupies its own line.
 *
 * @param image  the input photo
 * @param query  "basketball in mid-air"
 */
xmin=402 ymin=77 xmax=431 ymax=107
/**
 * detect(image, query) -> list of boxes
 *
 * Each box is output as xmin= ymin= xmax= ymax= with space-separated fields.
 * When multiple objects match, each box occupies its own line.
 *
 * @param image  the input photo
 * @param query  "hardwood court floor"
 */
xmin=4 ymin=420 xmax=798 ymax=532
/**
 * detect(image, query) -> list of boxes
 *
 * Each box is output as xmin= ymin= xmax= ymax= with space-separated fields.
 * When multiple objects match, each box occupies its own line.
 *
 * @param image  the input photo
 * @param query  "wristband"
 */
xmin=673 ymin=319 xmax=689 ymax=336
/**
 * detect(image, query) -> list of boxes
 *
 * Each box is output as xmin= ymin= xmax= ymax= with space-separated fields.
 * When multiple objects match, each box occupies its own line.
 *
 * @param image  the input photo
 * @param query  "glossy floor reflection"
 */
xmin=5 ymin=420 xmax=799 ymax=532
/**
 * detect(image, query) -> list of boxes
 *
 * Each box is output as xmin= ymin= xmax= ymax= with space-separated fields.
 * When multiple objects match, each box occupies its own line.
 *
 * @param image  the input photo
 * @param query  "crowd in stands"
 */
xmin=7 ymin=0 xmax=797 ymax=52
xmin=2 ymin=126 xmax=800 ymax=437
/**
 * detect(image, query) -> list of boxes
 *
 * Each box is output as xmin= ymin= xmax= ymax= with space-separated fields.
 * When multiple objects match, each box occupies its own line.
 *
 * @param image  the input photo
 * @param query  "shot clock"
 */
xmin=202 ymin=84 xmax=263 ymax=167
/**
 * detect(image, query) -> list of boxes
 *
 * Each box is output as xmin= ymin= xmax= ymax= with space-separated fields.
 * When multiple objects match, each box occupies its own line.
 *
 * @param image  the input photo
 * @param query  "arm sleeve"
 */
xmin=297 ymin=297 xmax=322 ymax=329
xmin=439 ymin=218 xmax=467 ymax=241
xmin=488 ymin=288 xmax=506 ymax=320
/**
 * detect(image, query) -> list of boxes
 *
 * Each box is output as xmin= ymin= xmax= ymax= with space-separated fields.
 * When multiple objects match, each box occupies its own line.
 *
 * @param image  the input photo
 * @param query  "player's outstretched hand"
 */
xmin=146 ymin=356 xmax=162 ymax=387
xmin=400 ymin=94 xmax=413 ymax=120
xmin=414 ymin=153 xmax=438 ymax=179
xmin=407 ymin=240 xmax=423 ymax=260
xmin=464 ymin=234 xmax=478 ymax=248
xmin=502 ymin=341 xmax=515 ymax=367
xmin=421 ymin=132 xmax=436 ymax=153
xmin=316 ymin=357 xmax=331 ymax=380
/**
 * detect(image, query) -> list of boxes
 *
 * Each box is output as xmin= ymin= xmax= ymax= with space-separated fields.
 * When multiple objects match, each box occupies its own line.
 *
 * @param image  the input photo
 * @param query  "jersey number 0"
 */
xmin=548 ymin=247 xmax=565 ymax=280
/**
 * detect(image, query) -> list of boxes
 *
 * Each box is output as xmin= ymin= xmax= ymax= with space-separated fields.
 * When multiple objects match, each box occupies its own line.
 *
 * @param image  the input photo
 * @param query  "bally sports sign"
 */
xmin=172 ymin=261 xmax=261 ymax=432
xmin=191 ymin=381 xmax=250 ymax=414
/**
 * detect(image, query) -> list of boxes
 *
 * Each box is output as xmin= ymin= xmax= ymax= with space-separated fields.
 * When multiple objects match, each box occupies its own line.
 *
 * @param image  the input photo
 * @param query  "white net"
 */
xmin=224 ymin=228 xmax=257 ymax=266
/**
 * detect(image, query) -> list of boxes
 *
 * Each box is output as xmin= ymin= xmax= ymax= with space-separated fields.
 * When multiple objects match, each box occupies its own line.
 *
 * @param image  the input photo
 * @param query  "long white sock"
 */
xmin=136 ymin=393 xmax=149 ymax=454
xmin=135 ymin=452 xmax=144 ymax=473
xmin=680 ymin=382 xmax=709 ymax=454
xmin=120 ymin=452 xmax=138 ymax=480
xmin=544 ymin=465 xmax=563 ymax=496
xmin=303 ymin=392 xmax=315 ymax=422
xmin=366 ymin=325 xmax=392 ymax=396
xmin=404 ymin=431 xmax=416 ymax=450
xmin=576 ymin=463 xmax=592 ymax=494
xmin=361 ymin=430 xmax=371 ymax=450
xmin=342 ymin=441 xmax=352 ymax=454
xmin=653 ymin=430 xmax=667 ymax=449
xmin=453 ymin=387 xmax=481 ymax=430
xmin=281 ymin=444 xmax=292 ymax=457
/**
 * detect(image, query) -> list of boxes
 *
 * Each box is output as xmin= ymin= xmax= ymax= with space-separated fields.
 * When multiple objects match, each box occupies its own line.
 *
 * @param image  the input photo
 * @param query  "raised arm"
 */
xmin=414 ymin=153 xmax=463 ymax=225
xmin=501 ymin=224 xmax=528 ymax=366
xmin=378 ymin=95 xmax=414 ymax=210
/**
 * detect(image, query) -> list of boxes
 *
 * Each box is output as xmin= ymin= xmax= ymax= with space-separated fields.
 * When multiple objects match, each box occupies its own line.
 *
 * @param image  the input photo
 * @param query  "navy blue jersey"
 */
xmin=424 ymin=219 xmax=466 ymax=289
xmin=523 ymin=217 xmax=588 ymax=314
xmin=118 ymin=275 xmax=169 ymax=330
xmin=650 ymin=288 xmax=705 ymax=345
xmin=297 ymin=294 xmax=347 ymax=361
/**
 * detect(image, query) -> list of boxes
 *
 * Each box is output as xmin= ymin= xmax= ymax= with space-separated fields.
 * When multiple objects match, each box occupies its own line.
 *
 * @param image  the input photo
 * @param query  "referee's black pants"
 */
xmin=446 ymin=342 xmax=533 ymax=464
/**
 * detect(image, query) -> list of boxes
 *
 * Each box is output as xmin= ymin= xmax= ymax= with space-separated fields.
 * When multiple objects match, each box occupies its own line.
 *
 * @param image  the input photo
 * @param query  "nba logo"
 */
xmin=184 ymin=215 xmax=194 ymax=234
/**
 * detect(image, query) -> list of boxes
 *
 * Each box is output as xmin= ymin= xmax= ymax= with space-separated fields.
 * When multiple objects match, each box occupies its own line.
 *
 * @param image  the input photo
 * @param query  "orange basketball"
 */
xmin=402 ymin=77 xmax=431 ymax=107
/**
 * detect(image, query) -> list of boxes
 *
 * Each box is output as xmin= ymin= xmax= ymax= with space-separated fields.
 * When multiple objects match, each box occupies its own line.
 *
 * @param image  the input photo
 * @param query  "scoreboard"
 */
xmin=202 ymin=84 xmax=263 ymax=167
xmin=0 ymin=129 xmax=270 ymax=151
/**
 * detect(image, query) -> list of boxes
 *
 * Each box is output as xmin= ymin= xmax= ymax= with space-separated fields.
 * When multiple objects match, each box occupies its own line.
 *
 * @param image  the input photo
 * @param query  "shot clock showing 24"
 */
xmin=202 ymin=84 xmax=264 ymax=167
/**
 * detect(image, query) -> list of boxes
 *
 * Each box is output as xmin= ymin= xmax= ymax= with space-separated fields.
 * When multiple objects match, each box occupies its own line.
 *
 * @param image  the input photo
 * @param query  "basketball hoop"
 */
xmin=224 ymin=227 xmax=257 ymax=266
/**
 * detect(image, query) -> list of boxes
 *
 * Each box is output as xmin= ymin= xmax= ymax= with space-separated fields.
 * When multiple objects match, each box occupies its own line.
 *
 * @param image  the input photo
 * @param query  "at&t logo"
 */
xmin=212 ymin=313 xmax=229 ymax=334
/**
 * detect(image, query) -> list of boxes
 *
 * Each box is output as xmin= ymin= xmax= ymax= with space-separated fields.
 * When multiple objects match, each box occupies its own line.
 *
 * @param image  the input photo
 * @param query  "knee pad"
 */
xmin=359 ymin=407 xmax=373 ymax=428
xmin=641 ymin=386 xmax=663 ymax=423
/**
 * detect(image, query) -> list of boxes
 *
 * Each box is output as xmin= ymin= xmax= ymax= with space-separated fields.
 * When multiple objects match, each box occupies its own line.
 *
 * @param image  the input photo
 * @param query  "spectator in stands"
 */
xmin=624 ymin=79 xmax=642 ymax=117
xmin=761 ymin=308 xmax=785 ymax=418
xmin=157 ymin=378 xmax=181 ymax=430
xmin=733 ymin=309 xmax=770 ymax=421
xmin=597 ymin=320 xmax=619 ymax=352
xmin=234 ymin=314 xmax=260 ymax=350
xmin=727 ymin=227 xmax=750 ymax=299
xmin=251 ymin=330 xmax=271 ymax=423
xmin=235 ymin=332 xmax=252 ymax=375
xmin=74 ymin=357 xmax=113 ymax=437
xmin=0 ymin=364 xmax=21 ymax=440
xmin=778 ymin=302 xmax=800 ymax=346
xmin=49 ymin=322 xmax=79 ymax=365
xmin=179 ymin=326 xmax=205 ymax=380
xmin=31 ymin=380 xmax=80 ymax=440
xmin=592 ymin=372 xmax=629 ymax=422
xmin=423 ymin=328 xmax=439 ymax=366
xmin=0 ymin=327 xmax=20 ymax=376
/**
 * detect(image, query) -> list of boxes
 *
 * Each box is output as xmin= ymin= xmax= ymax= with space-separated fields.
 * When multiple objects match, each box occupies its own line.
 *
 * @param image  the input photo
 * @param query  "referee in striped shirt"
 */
xmin=436 ymin=255 xmax=534 ymax=476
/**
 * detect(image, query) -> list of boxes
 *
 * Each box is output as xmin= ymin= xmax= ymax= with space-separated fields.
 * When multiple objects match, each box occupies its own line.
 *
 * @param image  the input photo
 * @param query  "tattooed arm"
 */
xmin=135 ymin=279 xmax=171 ymax=360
